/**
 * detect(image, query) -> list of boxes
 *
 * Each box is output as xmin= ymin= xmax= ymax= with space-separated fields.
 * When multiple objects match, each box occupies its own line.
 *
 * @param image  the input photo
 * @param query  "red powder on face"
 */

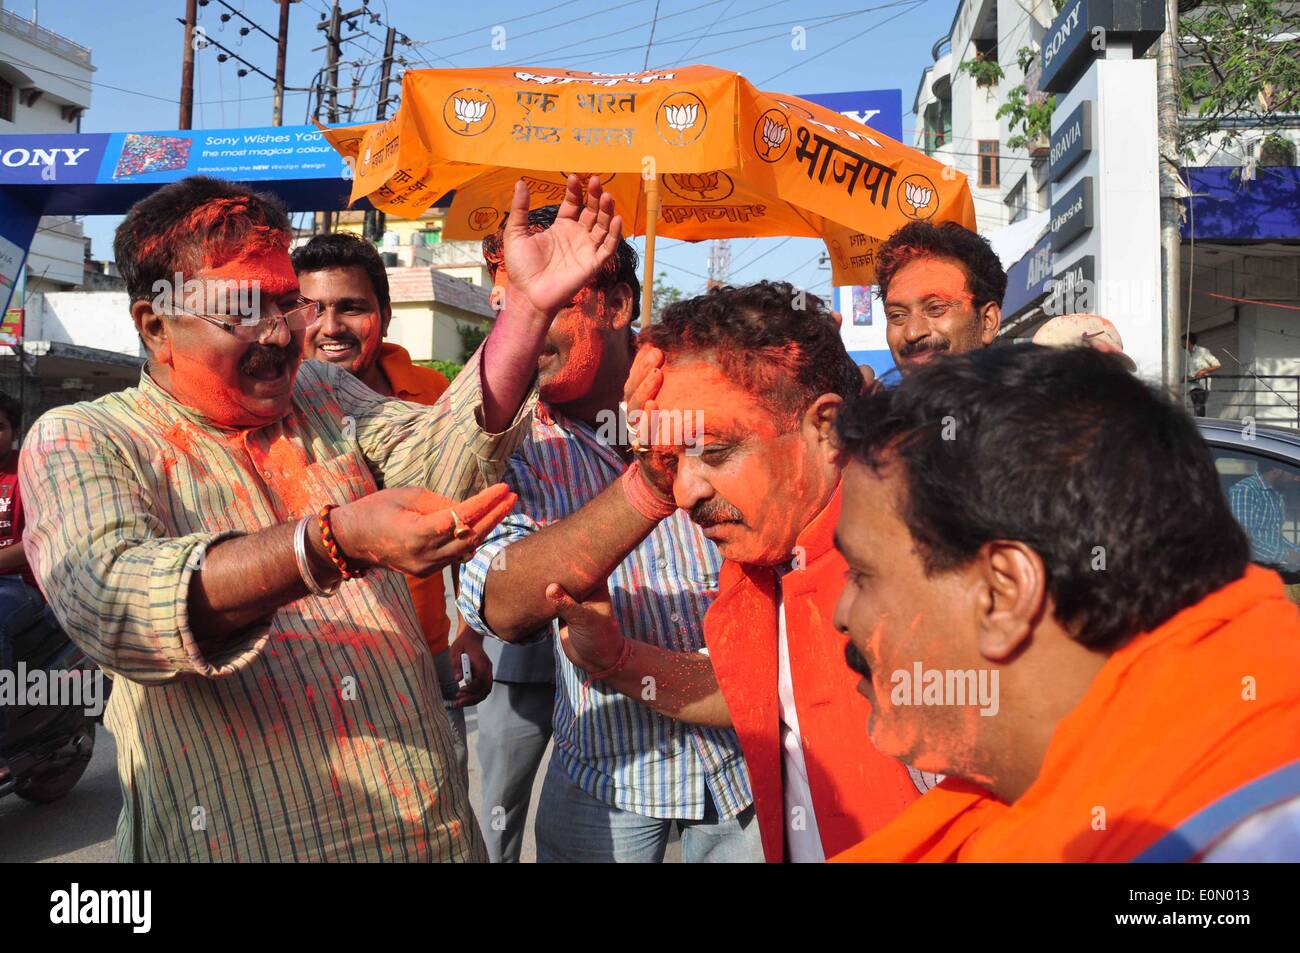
xmin=168 ymin=348 xmax=273 ymax=428
xmin=541 ymin=287 xmax=606 ymax=404
xmin=355 ymin=314 xmax=381 ymax=375
xmin=201 ymin=241 xmax=299 ymax=299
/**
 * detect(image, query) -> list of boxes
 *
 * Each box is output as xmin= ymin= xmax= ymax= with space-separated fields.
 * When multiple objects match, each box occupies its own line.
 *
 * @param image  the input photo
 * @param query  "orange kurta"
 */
xmin=834 ymin=565 xmax=1300 ymax=862
xmin=377 ymin=342 xmax=453 ymax=655
xmin=706 ymin=485 xmax=919 ymax=862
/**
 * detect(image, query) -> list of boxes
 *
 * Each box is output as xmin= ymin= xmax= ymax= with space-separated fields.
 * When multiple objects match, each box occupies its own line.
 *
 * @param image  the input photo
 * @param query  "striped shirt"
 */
xmin=19 ymin=354 xmax=533 ymax=862
xmin=458 ymin=403 xmax=752 ymax=820
xmin=1228 ymin=472 xmax=1300 ymax=567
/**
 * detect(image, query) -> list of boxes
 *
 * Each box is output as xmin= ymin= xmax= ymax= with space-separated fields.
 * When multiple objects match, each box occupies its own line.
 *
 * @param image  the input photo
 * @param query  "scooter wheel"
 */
xmin=17 ymin=720 xmax=96 ymax=805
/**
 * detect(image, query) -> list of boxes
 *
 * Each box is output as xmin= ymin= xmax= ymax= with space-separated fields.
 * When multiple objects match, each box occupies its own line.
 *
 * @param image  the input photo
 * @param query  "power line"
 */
xmin=758 ymin=0 xmax=928 ymax=85
xmin=643 ymin=0 xmax=663 ymax=70
xmin=522 ymin=0 xmax=730 ymax=63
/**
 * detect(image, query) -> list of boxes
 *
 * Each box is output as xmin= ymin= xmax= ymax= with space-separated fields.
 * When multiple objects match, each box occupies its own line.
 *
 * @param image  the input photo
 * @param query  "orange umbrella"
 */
xmin=320 ymin=65 xmax=975 ymax=319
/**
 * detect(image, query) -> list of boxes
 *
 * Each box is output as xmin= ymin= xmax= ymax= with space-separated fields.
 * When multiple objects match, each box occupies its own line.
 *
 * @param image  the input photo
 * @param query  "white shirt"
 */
xmin=777 ymin=595 xmax=827 ymax=863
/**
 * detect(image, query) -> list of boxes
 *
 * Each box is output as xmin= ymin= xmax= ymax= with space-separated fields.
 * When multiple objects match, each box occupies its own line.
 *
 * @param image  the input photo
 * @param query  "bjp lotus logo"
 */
xmin=443 ymin=89 xmax=496 ymax=137
xmin=469 ymin=206 xmax=499 ymax=231
xmin=898 ymin=174 xmax=939 ymax=221
xmin=753 ymin=108 xmax=792 ymax=163
xmin=656 ymin=92 xmax=707 ymax=146
xmin=664 ymin=170 xmax=734 ymax=202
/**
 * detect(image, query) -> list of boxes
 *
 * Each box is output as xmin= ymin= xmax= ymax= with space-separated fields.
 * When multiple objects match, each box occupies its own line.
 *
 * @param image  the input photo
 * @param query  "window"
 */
xmin=1211 ymin=447 xmax=1300 ymax=588
xmin=0 ymin=78 xmax=13 ymax=123
xmin=1006 ymin=176 xmax=1027 ymax=223
xmin=978 ymin=140 xmax=1000 ymax=188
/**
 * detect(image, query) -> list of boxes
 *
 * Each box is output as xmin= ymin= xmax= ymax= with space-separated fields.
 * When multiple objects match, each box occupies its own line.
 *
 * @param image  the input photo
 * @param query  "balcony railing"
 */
xmin=0 ymin=8 xmax=92 ymax=67
xmin=1186 ymin=374 xmax=1300 ymax=430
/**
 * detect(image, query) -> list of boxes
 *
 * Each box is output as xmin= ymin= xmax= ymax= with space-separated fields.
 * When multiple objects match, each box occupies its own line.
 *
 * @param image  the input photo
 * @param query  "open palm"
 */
xmin=503 ymin=173 xmax=624 ymax=317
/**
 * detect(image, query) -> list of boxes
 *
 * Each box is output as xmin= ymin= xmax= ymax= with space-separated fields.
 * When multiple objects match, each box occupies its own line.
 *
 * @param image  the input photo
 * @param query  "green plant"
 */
xmin=958 ymin=55 xmax=1005 ymax=88
xmin=650 ymin=271 xmax=684 ymax=324
xmin=458 ymin=322 xmax=489 ymax=362
xmin=1258 ymin=133 xmax=1296 ymax=167
xmin=418 ymin=359 xmax=465 ymax=380
xmin=994 ymin=46 xmax=1057 ymax=150
xmin=1180 ymin=0 xmax=1300 ymax=152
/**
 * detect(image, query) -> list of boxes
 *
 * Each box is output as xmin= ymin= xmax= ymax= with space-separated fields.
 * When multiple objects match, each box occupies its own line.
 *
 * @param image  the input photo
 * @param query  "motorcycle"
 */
xmin=0 ymin=604 xmax=106 ymax=804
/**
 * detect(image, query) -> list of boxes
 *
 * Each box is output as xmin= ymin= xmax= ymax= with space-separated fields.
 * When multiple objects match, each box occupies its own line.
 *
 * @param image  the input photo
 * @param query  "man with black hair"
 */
xmin=547 ymin=281 xmax=922 ymax=863
xmin=874 ymin=221 xmax=1007 ymax=375
xmin=19 ymin=171 xmax=623 ymax=862
xmin=292 ymin=232 xmax=491 ymax=787
xmin=830 ymin=345 xmax=1300 ymax=862
xmin=458 ymin=205 xmax=759 ymax=863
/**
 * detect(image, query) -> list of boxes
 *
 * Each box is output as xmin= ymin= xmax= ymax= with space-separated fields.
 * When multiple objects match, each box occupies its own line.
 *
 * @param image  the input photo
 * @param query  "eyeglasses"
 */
xmin=166 ymin=297 xmax=324 ymax=342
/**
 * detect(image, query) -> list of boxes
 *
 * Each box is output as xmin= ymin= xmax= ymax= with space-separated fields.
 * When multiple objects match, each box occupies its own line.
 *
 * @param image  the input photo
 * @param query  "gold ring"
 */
xmin=450 ymin=509 xmax=472 ymax=540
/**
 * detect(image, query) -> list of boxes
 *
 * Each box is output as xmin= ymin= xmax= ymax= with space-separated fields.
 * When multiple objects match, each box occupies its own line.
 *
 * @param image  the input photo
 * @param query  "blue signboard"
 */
xmin=800 ymin=89 xmax=904 ymax=143
xmin=0 ymin=124 xmax=363 ymax=216
xmin=1184 ymin=166 xmax=1300 ymax=242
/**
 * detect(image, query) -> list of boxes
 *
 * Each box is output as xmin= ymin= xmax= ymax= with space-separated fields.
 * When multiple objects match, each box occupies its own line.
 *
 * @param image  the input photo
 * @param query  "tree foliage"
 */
xmin=1179 ymin=0 xmax=1300 ymax=149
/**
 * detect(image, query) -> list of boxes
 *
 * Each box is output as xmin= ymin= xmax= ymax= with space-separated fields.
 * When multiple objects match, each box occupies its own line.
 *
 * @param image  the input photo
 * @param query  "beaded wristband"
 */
xmin=317 ymin=504 xmax=364 ymax=580
xmin=621 ymin=461 xmax=677 ymax=521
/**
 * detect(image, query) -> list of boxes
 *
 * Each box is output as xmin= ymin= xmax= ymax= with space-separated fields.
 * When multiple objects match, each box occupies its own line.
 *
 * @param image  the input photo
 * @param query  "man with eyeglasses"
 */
xmin=18 ymin=173 xmax=624 ymax=862
xmin=292 ymin=231 xmax=492 ymax=789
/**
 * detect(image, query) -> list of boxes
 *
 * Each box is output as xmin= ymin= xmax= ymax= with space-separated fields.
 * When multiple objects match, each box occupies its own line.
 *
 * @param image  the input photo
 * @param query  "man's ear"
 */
xmin=973 ymin=540 xmax=1045 ymax=662
xmin=132 ymin=298 xmax=172 ymax=364
xmin=980 ymin=301 xmax=1002 ymax=345
xmin=803 ymin=392 xmax=844 ymax=459
xmin=608 ymin=282 xmax=634 ymax=331
xmin=381 ymin=304 xmax=393 ymax=338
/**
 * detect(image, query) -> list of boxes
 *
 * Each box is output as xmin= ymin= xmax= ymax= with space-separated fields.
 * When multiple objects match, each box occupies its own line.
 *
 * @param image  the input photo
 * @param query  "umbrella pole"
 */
xmin=641 ymin=175 xmax=660 ymax=324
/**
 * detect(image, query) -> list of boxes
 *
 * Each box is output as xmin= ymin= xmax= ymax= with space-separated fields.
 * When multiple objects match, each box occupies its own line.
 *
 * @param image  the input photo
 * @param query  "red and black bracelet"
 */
xmin=317 ymin=504 xmax=364 ymax=580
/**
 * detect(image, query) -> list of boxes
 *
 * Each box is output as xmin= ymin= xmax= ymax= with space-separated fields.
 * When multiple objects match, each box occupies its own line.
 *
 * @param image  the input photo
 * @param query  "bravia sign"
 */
xmin=1050 ymin=101 xmax=1092 ymax=183
xmin=1040 ymin=0 xmax=1165 ymax=94
xmin=1051 ymin=176 xmax=1094 ymax=252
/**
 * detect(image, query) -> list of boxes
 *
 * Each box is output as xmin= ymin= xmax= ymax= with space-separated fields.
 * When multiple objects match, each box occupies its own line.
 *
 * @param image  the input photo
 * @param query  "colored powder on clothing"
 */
xmin=261 ymin=436 xmax=313 ymax=516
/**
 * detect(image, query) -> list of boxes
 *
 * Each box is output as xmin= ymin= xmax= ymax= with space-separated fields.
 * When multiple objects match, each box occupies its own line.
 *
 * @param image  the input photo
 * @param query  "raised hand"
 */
xmin=502 ymin=173 xmax=623 ymax=318
xmin=329 ymin=483 xmax=517 ymax=578
xmin=623 ymin=345 xmax=676 ymax=503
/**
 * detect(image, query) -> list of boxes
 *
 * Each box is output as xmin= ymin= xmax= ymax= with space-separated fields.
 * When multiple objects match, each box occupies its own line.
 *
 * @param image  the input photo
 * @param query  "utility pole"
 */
xmin=324 ymin=1 xmax=342 ymax=123
xmin=363 ymin=26 xmax=397 ymax=244
xmin=707 ymin=239 xmax=731 ymax=290
xmin=1157 ymin=0 xmax=1184 ymax=391
xmin=179 ymin=0 xmax=198 ymax=129
xmin=272 ymin=0 xmax=291 ymax=126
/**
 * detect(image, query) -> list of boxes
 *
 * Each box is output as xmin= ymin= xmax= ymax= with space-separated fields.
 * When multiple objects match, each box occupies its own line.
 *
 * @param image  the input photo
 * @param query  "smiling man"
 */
xmin=18 ymin=172 xmax=623 ymax=862
xmin=548 ymin=281 xmax=923 ymax=863
xmin=875 ymin=222 xmax=1006 ymax=375
xmin=830 ymin=345 xmax=1300 ymax=862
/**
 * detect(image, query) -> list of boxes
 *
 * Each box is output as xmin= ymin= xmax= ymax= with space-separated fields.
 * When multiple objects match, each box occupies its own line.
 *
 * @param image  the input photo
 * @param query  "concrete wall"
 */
xmin=388 ymin=304 xmax=489 ymax=364
xmin=32 ymin=291 xmax=142 ymax=358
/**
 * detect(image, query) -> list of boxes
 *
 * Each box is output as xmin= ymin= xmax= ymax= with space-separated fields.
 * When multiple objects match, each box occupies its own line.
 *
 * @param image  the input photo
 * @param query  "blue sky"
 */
xmin=20 ymin=0 xmax=956 ymax=299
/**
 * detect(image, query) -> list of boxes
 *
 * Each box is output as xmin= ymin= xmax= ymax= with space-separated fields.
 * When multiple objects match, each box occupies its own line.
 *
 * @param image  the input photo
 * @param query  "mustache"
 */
xmin=899 ymin=337 xmax=950 ymax=359
xmin=690 ymin=498 xmax=744 ymax=527
xmin=240 ymin=342 xmax=297 ymax=376
xmin=844 ymin=640 xmax=871 ymax=679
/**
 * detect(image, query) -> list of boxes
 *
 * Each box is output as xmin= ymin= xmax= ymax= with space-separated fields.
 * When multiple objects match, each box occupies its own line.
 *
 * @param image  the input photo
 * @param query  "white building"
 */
xmin=0 ymin=1 xmax=93 ymax=293
xmin=0 ymin=3 xmax=139 ymax=422
xmin=911 ymin=0 xmax=1300 ymax=426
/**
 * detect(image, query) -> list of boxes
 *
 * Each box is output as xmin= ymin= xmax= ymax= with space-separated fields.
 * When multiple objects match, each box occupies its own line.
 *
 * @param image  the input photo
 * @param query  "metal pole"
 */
xmin=1157 ymin=0 xmax=1183 ymax=390
xmin=179 ymin=0 xmax=198 ymax=129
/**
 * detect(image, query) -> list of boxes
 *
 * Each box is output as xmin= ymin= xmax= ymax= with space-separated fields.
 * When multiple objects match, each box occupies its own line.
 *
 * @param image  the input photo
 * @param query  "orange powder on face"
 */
xmin=169 ymin=348 xmax=268 ymax=427
xmin=541 ymin=287 xmax=606 ymax=404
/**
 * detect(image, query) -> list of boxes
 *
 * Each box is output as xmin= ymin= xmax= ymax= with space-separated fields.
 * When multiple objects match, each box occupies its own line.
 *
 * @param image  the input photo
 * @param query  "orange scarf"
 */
xmin=835 ymin=565 xmax=1300 ymax=862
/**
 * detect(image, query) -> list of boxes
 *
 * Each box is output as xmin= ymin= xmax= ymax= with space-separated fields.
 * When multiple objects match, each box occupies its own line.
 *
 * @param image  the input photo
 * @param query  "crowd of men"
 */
xmin=2 ymin=172 xmax=1297 ymax=863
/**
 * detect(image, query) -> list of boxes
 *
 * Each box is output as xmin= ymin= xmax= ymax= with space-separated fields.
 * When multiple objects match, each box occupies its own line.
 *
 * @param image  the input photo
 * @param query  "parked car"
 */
xmin=1197 ymin=417 xmax=1300 ymax=589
